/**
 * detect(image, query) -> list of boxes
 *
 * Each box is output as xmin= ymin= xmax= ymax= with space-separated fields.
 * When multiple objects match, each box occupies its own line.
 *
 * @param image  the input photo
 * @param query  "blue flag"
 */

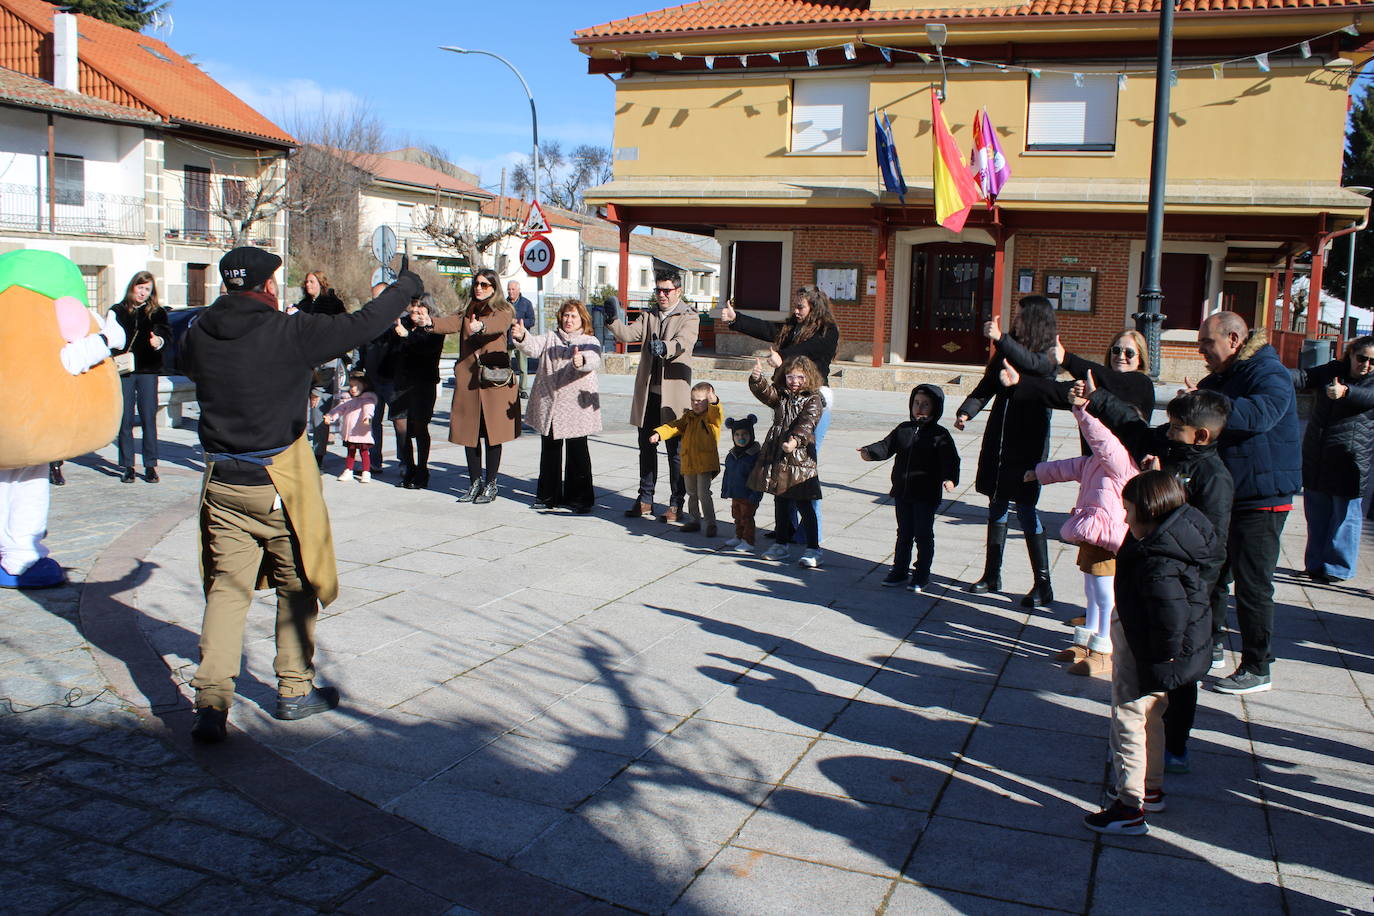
xmin=874 ymin=111 xmax=907 ymax=203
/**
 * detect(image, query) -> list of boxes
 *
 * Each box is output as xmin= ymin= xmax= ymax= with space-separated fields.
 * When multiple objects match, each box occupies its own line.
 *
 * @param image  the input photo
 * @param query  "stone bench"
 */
xmin=156 ymin=375 xmax=197 ymax=429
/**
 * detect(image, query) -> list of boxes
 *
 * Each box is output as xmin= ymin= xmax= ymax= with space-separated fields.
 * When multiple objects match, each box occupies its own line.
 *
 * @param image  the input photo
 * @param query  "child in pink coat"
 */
xmin=324 ymin=372 xmax=378 ymax=483
xmin=1025 ymin=378 xmax=1139 ymax=677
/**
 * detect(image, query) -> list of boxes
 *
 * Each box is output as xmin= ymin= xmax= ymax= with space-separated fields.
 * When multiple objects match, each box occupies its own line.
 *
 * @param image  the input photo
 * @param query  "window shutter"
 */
xmin=791 ymin=79 xmax=869 ymax=153
xmin=1027 ymin=73 xmax=1117 ymax=149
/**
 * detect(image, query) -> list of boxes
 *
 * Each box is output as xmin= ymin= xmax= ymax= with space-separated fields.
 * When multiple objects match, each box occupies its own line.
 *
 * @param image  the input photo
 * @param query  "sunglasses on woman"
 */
xmin=1352 ymin=353 xmax=1374 ymax=365
xmin=472 ymin=280 xmax=493 ymax=289
xmin=1110 ymin=346 xmax=1137 ymax=359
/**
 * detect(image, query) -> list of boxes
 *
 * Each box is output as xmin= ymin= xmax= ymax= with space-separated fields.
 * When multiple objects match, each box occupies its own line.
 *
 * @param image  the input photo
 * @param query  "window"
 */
xmin=187 ymin=264 xmax=208 ymax=307
xmin=596 ymin=265 xmax=607 ymax=286
xmin=701 ymin=274 xmax=711 ymax=297
xmin=730 ymin=241 xmax=784 ymax=310
xmin=220 ymin=178 xmax=245 ymax=215
xmin=80 ymin=265 xmax=106 ymax=307
xmin=790 ymin=78 xmax=868 ymax=154
xmin=184 ymin=165 xmax=210 ymax=236
xmin=51 ymin=154 xmax=84 ymax=206
xmin=1026 ymin=72 xmax=1117 ymax=151
xmin=560 ymin=259 xmax=569 ymax=280
xmin=639 ymin=268 xmax=649 ymax=287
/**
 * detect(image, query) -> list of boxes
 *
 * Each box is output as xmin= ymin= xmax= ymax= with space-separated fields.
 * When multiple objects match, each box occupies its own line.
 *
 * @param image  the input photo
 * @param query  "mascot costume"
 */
xmin=0 ymin=250 xmax=124 ymax=588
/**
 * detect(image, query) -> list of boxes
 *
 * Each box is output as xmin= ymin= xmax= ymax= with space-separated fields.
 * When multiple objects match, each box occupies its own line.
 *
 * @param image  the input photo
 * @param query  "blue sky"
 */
xmin=159 ymin=1 xmax=651 ymax=190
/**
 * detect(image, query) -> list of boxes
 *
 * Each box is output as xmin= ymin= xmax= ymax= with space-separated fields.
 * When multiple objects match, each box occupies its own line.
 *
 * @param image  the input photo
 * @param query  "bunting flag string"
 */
xmin=601 ymin=22 xmax=1360 ymax=82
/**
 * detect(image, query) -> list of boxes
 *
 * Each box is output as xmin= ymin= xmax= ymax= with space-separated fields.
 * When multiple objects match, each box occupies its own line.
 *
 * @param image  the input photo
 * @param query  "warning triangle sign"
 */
xmin=519 ymin=200 xmax=551 ymax=237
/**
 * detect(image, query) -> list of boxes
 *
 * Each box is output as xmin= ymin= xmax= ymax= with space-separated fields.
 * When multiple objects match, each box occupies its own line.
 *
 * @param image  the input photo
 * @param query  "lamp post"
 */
xmin=925 ymin=23 xmax=949 ymax=101
xmin=439 ymin=45 xmax=544 ymax=331
xmin=1136 ymin=0 xmax=1177 ymax=380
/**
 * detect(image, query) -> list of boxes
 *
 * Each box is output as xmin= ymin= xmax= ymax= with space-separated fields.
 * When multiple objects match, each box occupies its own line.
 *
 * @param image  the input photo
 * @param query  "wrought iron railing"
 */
xmin=0 ymin=182 xmax=144 ymax=237
xmin=163 ymin=204 xmax=277 ymax=248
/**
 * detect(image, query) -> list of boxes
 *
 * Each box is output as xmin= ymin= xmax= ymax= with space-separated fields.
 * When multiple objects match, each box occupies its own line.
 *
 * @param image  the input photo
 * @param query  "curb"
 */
xmin=76 ymin=489 xmax=605 ymax=915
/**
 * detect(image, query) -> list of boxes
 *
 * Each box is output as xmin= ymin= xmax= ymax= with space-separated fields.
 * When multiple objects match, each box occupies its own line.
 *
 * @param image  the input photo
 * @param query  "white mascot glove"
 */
xmin=61 ymin=334 xmax=113 ymax=376
xmin=99 ymin=309 xmax=127 ymax=350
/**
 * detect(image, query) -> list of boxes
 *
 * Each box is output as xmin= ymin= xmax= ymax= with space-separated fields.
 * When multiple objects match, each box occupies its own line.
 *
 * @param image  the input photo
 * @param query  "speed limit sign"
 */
xmin=519 ymin=234 xmax=555 ymax=277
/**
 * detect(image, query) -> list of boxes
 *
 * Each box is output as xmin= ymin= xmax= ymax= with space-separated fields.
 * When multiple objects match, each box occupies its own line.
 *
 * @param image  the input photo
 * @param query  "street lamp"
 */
xmin=925 ymin=23 xmax=949 ymax=101
xmin=439 ymin=45 xmax=542 ymax=329
xmin=1136 ymin=0 xmax=1177 ymax=379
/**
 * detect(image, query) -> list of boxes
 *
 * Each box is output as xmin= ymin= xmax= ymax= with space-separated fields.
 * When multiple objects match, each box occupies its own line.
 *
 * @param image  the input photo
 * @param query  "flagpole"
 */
xmin=1136 ymin=0 xmax=1177 ymax=380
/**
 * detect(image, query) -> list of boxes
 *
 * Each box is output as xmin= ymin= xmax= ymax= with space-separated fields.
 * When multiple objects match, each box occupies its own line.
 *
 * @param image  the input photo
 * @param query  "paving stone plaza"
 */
xmin=2 ymin=375 xmax=1371 ymax=915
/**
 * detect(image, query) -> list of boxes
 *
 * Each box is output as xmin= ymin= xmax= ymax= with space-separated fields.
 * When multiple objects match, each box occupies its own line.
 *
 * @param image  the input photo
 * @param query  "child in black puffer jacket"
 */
xmin=1084 ymin=471 xmax=1223 ymax=838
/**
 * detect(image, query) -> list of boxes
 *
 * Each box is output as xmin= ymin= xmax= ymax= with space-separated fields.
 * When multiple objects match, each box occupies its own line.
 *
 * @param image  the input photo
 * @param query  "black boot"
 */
xmin=1022 ymin=531 xmax=1054 ymax=609
xmin=965 ymin=521 xmax=1008 ymax=594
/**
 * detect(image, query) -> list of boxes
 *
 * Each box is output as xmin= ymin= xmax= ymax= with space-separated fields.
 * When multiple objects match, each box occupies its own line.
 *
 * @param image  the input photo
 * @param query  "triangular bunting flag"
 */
xmin=1118 ymin=73 xmax=1128 ymax=91
xmin=672 ymin=52 xmax=683 ymax=60
xmin=805 ymin=49 xmax=819 ymax=67
xmin=844 ymin=43 xmax=856 ymax=60
xmin=739 ymin=55 xmax=748 ymax=67
xmin=705 ymin=56 xmax=715 ymax=69
xmin=917 ymin=52 xmax=933 ymax=64
xmin=1212 ymin=62 xmax=1224 ymax=79
xmin=1255 ymin=53 xmax=1270 ymax=72
xmin=879 ymin=47 xmax=892 ymax=63
xmin=769 ymin=52 xmax=781 ymax=62
xmin=1299 ymin=40 xmax=1312 ymax=58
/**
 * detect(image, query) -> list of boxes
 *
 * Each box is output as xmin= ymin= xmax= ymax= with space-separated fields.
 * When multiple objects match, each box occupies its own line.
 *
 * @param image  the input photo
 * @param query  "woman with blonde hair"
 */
xmin=295 ymin=270 xmax=345 ymax=316
xmin=108 ymin=270 xmax=170 ymax=483
xmin=420 ymin=268 xmax=520 ymax=503
xmin=511 ymin=299 xmax=603 ymax=512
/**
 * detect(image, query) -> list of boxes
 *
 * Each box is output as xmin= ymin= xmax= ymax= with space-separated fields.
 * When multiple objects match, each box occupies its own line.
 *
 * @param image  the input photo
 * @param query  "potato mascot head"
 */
xmin=0 ymin=249 xmax=122 ymax=588
xmin=0 ymin=250 xmax=122 ymax=469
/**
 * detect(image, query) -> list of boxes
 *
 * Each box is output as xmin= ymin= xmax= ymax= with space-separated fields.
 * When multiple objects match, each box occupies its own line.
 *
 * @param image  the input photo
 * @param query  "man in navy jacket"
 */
xmin=1195 ymin=311 xmax=1300 ymax=695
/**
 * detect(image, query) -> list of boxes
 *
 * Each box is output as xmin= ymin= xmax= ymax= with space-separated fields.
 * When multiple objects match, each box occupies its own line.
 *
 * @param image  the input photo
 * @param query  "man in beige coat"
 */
xmin=608 ymin=268 xmax=700 ymax=521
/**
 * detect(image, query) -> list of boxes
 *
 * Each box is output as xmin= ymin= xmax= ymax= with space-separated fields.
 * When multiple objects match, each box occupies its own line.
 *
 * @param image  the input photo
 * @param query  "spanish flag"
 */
xmin=931 ymin=89 xmax=981 ymax=233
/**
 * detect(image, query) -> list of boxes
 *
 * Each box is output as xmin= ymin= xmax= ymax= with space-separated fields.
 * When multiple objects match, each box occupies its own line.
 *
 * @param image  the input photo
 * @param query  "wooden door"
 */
xmin=906 ymin=243 xmax=994 ymax=363
xmin=1223 ymin=279 xmax=1258 ymax=328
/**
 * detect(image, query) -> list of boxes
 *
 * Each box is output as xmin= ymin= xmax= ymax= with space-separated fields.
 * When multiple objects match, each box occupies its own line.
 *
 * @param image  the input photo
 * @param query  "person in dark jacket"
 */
xmin=1194 ymin=313 xmax=1300 ymax=695
xmin=1291 ymin=335 xmax=1374 ymax=581
xmin=955 ymin=296 xmax=1059 ymax=608
xmin=1085 ymin=383 xmax=1235 ymax=773
xmin=181 ymin=247 xmax=421 ymax=744
xmin=108 ymin=270 xmax=171 ymax=483
xmin=507 ymin=280 xmax=536 ymax=399
xmin=720 ymin=415 xmax=763 ymax=551
xmin=295 ymin=271 xmax=347 ymax=466
xmin=859 ymin=384 xmax=960 ymax=593
xmin=385 ymin=293 xmax=447 ymax=489
xmin=1083 ymin=471 xmax=1222 ymax=837
xmin=719 ymin=286 xmax=840 ymax=549
xmin=295 ymin=271 xmax=346 ymax=316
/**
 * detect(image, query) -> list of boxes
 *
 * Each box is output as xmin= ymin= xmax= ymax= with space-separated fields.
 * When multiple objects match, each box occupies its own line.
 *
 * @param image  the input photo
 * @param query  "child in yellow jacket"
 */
xmin=652 ymin=382 xmax=723 ymax=535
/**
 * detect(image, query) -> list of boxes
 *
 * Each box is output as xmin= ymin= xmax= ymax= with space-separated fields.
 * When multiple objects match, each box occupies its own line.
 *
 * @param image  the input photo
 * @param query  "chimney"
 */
xmin=53 ymin=12 xmax=78 ymax=92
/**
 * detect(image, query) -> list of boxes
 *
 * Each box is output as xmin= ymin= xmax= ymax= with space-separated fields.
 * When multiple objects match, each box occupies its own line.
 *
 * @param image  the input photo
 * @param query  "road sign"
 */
xmin=519 ymin=234 xmax=555 ymax=277
xmin=519 ymin=200 xmax=551 ymax=237
xmin=370 ymin=225 xmax=397 ymax=265
xmin=370 ymin=266 xmax=396 ymax=288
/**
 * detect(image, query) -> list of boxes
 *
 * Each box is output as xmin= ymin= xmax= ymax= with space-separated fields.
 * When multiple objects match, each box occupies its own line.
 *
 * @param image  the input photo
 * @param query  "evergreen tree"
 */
xmin=1326 ymin=84 xmax=1374 ymax=312
xmin=44 ymin=1 xmax=169 ymax=31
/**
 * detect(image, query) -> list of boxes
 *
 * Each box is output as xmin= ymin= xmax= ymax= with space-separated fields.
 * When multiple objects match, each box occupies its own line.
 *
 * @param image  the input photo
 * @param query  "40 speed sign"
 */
xmin=519 ymin=234 xmax=555 ymax=277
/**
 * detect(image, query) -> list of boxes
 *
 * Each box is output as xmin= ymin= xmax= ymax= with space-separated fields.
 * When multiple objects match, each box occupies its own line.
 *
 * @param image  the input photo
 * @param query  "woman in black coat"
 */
xmin=108 ymin=271 xmax=170 ymax=483
xmin=1291 ymin=335 xmax=1374 ymax=581
xmin=295 ymin=271 xmax=346 ymax=316
xmin=387 ymin=294 xmax=447 ymax=489
xmin=719 ymin=286 xmax=840 ymax=546
xmin=954 ymin=295 xmax=1059 ymax=607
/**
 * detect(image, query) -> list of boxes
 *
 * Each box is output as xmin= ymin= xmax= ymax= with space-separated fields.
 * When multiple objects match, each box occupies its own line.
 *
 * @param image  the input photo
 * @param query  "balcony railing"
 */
xmin=164 ymin=204 xmax=278 ymax=248
xmin=0 ymin=182 xmax=144 ymax=237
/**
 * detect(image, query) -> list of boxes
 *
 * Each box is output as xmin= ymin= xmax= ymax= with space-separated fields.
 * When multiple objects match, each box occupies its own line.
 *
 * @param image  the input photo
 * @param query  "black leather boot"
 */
xmin=966 ymin=521 xmax=1008 ymax=594
xmin=1022 ymin=531 xmax=1054 ymax=609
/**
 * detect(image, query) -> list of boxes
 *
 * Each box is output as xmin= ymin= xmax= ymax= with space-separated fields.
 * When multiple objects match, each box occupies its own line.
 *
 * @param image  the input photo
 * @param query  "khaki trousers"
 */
xmin=1109 ymin=615 xmax=1168 ymax=809
xmin=191 ymin=480 xmax=318 ymax=709
xmin=683 ymin=472 xmax=716 ymax=523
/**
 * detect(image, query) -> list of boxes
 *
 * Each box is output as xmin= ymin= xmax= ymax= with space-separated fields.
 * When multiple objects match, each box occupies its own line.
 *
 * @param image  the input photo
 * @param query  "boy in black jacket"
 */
xmin=1084 ymin=471 xmax=1223 ymax=836
xmin=1083 ymin=380 xmax=1234 ymax=774
xmin=858 ymin=384 xmax=960 ymax=593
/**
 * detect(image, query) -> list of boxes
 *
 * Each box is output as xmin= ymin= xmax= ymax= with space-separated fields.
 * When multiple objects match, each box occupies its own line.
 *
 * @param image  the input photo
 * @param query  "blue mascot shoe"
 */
xmin=0 ymin=557 xmax=65 ymax=589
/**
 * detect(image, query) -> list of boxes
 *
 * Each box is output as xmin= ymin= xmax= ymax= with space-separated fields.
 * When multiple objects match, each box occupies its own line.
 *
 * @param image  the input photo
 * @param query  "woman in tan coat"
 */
xmin=423 ymin=268 xmax=521 ymax=504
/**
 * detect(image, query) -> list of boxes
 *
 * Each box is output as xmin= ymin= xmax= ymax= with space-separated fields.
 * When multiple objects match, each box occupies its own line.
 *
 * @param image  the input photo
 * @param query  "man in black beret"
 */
xmin=181 ymin=247 xmax=422 ymax=743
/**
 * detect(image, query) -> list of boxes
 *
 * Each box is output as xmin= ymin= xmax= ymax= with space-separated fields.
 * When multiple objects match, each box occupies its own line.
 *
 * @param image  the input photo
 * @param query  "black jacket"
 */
xmin=108 ymin=303 xmax=172 ymax=374
xmin=860 ymin=384 xmax=960 ymax=503
xmin=730 ymin=312 xmax=839 ymax=381
xmin=1087 ymin=387 xmax=1234 ymax=543
xmin=295 ymin=290 xmax=346 ymax=316
xmin=1115 ymin=503 xmax=1224 ymax=698
xmin=387 ymin=320 xmax=447 ymax=392
xmin=1291 ymin=359 xmax=1374 ymax=498
xmin=956 ymin=338 xmax=1056 ymax=503
xmin=184 ymin=277 xmax=419 ymax=484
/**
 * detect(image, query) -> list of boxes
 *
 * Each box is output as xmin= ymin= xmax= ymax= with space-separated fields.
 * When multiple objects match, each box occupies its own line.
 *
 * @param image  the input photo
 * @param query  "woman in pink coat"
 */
xmin=511 ymin=299 xmax=602 ymax=513
xmin=1027 ymin=385 xmax=1139 ymax=677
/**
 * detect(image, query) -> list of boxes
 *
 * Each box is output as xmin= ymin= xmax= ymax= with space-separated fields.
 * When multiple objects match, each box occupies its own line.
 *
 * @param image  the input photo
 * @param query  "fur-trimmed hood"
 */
xmin=1234 ymin=327 xmax=1269 ymax=364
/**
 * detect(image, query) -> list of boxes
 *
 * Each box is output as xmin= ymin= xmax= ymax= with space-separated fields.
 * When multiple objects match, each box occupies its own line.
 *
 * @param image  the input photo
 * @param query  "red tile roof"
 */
xmin=0 ymin=65 xmax=160 ymax=124
xmin=480 ymin=196 xmax=584 ymax=230
xmin=1 ymin=0 xmax=293 ymax=145
xmin=367 ymin=156 xmax=490 ymax=197
xmin=576 ymin=0 xmax=1373 ymax=39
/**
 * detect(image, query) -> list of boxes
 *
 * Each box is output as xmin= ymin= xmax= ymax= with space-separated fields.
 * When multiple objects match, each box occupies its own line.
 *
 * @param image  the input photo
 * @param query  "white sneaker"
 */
xmin=722 ymin=537 xmax=743 ymax=550
xmin=338 ymin=469 xmax=353 ymax=482
xmin=763 ymin=543 xmax=792 ymax=561
xmin=358 ymin=471 xmax=372 ymax=484
xmin=798 ymin=549 xmax=821 ymax=569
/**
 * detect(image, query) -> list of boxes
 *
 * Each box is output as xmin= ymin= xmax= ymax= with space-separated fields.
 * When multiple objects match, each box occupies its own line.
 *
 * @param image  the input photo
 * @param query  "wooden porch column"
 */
xmin=872 ymin=219 xmax=890 ymax=367
xmin=1281 ymin=255 xmax=1294 ymax=333
xmin=1307 ymin=234 xmax=1325 ymax=340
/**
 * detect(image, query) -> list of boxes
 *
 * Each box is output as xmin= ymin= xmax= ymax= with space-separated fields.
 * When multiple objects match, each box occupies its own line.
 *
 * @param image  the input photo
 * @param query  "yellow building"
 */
xmin=573 ymin=0 xmax=1372 ymax=374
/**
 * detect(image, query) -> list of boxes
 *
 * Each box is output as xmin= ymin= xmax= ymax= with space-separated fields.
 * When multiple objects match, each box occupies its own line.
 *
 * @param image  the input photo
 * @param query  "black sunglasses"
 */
xmin=472 ymin=280 xmax=493 ymax=288
xmin=1110 ymin=346 xmax=1138 ymax=359
xmin=1353 ymin=353 xmax=1374 ymax=365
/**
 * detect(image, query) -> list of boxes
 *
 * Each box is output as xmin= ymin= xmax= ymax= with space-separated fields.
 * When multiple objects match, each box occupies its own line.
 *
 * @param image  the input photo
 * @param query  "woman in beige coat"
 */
xmin=423 ymin=268 xmax=521 ymax=504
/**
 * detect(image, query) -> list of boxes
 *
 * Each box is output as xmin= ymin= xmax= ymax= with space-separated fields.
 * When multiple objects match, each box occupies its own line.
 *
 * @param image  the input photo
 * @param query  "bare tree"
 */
xmin=207 ymin=155 xmax=290 ymax=249
xmin=412 ymin=199 xmax=521 ymax=272
xmin=512 ymin=141 xmax=613 ymax=213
